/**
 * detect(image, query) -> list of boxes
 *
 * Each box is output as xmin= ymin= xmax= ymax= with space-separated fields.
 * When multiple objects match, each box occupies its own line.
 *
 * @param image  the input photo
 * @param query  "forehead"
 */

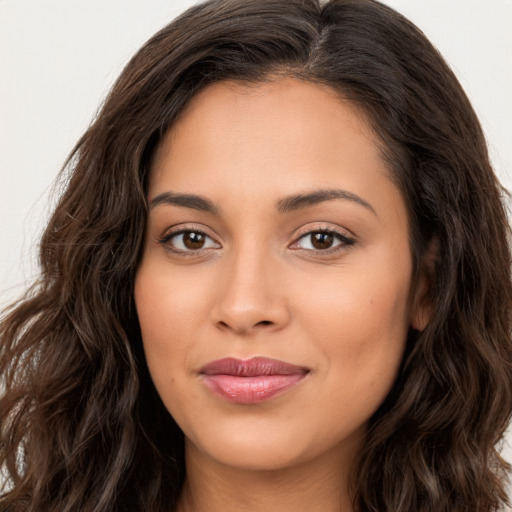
xmin=156 ymin=78 xmax=379 ymax=164
xmin=149 ymin=78 xmax=405 ymax=224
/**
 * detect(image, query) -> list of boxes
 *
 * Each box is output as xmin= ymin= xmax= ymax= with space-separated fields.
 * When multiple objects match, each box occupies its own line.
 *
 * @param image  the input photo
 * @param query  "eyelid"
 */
xmin=289 ymin=225 xmax=356 ymax=252
xmin=293 ymin=223 xmax=355 ymax=239
xmin=156 ymin=222 xmax=355 ymax=255
xmin=158 ymin=224 xmax=221 ymax=252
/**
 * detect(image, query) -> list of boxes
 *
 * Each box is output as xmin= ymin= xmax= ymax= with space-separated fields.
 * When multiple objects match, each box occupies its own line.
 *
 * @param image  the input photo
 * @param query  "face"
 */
xmin=135 ymin=78 xmax=428 ymax=473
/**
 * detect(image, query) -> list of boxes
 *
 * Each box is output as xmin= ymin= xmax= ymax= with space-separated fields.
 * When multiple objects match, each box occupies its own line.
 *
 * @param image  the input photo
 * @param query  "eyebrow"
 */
xmin=149 ymin=188 xmax=376 ymax=216
xmin=276 ymin=189 xmax=376 ymax=216
xmin=149 ymin=191 xmax=219 ymax=215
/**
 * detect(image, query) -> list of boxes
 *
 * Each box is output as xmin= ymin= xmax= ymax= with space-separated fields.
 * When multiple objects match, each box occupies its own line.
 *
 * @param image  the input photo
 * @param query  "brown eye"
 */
xmin=183 ymin=231 xmax=206 ymax=249
xmin=311 ymin=232 xmax=334 ymax=250
xmin=293 ymin=229 xmax=354 ymax=252
xmin=161 ymin=230 xmax=220 ymax=252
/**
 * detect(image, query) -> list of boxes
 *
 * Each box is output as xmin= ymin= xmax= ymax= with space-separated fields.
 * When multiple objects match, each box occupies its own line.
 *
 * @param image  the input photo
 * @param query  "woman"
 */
xmin=1 ymin=0 xmax=511 ymax=511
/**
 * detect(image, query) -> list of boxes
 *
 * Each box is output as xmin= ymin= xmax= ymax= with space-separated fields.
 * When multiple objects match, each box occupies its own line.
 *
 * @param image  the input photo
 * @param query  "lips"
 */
xmin=199 ymin=357 xmax=309 ymax=404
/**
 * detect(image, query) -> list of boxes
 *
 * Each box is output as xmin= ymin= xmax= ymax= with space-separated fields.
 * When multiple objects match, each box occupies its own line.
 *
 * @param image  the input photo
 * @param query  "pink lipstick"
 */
xmin=199 ymin=357 xmax=309 ymax=404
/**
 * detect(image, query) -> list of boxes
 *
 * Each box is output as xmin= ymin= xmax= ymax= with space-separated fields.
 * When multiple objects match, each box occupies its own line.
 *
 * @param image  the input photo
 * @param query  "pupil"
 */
xmin=184 ymin=232 xmax=205 ymax=249
xmin=312 ymin=232 xmax=333 ymax=250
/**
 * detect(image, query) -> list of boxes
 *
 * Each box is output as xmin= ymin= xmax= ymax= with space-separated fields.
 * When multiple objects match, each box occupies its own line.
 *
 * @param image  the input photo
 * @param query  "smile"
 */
xmin=199 ymin=357 xmax=309 ymax=404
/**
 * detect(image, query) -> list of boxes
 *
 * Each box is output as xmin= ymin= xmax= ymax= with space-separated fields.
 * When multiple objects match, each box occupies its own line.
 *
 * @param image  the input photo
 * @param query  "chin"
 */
xmin=183 ymin=415 xmax=365 ymax=473
xmin=189 ymin=434 xmax=311 ymax=471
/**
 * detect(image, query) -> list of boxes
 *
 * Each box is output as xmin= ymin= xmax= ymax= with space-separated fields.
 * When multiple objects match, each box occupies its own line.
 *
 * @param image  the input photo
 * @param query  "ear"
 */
xmin=410 ymin=237 xmax=438 ymax=331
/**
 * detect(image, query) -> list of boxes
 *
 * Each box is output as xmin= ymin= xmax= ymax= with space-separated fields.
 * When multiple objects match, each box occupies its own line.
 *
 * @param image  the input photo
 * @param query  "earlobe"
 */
xmin=410 ymin=237 xmax=438 ymax=331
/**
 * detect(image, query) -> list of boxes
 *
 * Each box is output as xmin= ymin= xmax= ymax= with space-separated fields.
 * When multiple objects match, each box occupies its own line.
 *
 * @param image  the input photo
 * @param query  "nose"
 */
xmin=210 ymin=248 xmax=290 ymax=335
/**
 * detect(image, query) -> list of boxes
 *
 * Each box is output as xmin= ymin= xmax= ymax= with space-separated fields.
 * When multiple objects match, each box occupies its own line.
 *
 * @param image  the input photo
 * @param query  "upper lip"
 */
xmin=199 ymin=357 xmax=309 ymax=377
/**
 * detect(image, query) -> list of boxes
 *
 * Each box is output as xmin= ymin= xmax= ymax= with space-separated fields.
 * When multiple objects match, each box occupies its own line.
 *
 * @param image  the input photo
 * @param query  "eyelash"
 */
xmin=159 ymin=227 xmax=219 ymax=255
xmin=158 ymin=226 xmax=355 ymax=255
xmin=291 ymin=228 xmax=355 ymax=254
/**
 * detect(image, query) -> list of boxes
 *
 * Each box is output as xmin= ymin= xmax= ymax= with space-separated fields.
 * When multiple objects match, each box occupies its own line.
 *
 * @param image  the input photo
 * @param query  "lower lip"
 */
xmin=201 ymin=374 xmax=306 ymax=404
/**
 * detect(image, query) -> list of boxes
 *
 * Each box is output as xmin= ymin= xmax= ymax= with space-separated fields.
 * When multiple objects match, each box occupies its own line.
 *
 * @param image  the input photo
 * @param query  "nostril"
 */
xmin=215 ymin=319 xmax=272 ymax=332
xmin=256 ymin=320 xmax=272 ymax=327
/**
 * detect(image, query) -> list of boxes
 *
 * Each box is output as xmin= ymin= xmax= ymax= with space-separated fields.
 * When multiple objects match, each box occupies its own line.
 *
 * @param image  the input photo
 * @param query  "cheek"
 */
xmin=135 ymin=255 xmax=211 ymax=340
xmin=294 ymin=256 xmax=411 ymax=392
xmin=300 ymin=266 xmax=409 ymax=330
xmin=133 ymin=258 xmax=207 ymax=391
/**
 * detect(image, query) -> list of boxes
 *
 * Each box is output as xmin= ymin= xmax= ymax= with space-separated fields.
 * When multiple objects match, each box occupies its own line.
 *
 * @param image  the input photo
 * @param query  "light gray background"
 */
xmin=1 ymin=0 xmax=511 ymax=487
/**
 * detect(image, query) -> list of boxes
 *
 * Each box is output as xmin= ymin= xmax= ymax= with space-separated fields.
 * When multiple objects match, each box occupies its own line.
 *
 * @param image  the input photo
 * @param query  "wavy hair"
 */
xmin=1 ymin=0 xmax=511 ymax=511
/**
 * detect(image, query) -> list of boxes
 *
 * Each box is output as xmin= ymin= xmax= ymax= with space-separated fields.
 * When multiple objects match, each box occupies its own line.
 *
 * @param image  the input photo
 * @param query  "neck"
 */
xmin=175 ymin=440 xmax=358 ymax=512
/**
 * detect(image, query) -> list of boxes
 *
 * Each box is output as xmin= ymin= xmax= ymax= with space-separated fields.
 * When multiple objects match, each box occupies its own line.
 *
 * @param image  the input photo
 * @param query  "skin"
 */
xmin=134 ymin=77 xmax=430 ymax=512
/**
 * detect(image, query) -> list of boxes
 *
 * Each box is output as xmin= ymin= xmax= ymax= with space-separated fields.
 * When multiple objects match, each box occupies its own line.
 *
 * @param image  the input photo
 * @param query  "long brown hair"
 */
xmin=1 ymin=1 xmax=511 ymax=511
